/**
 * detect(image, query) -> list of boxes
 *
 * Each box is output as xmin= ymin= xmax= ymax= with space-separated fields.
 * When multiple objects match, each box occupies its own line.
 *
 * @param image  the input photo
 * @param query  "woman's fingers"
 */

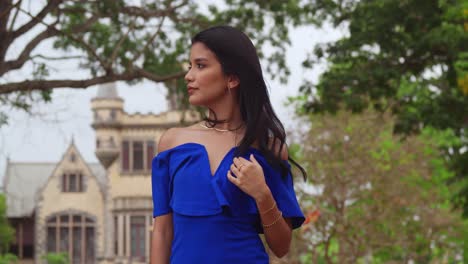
xmin=249 ymin=154 xmax=259 ymax=165
xmin=230 ymin=163 xmax=241 ymax=177
xmin=238 ymin=156 xmax=250 ymax=164
xmin=233 ymin=157 xmax=247 ymax=170
xmin=227 ymin=170 xmax=240 ymax=185
xmin=228 ymin=155 xmax=266 ymax=198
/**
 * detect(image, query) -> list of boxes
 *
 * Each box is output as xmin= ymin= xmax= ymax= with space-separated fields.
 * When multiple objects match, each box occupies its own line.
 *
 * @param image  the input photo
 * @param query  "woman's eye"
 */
xmin=187 ymin=64 xmax=204 ymax=70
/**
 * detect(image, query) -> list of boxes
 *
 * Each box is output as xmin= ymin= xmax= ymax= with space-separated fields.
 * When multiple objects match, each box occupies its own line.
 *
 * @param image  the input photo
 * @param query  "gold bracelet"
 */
xmin=262 ymin=210 xmax=283 ymax=228
xmin=259 ymin=201 xmax=277 ymax=215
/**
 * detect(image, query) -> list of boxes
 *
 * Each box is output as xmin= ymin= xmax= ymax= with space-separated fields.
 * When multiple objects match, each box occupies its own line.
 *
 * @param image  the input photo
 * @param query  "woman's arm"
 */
xmin=255 ymin=190 xmax=292 ymax=257
xmin=228 ymin=142 xmax=294 ymax=258
xmin=151 ymin=214 xmax=173 ymax=264
xmin=228 ymin=166 xmax=293 ymax=257
xmin=151 ymin=129 xmax=177 ymax=264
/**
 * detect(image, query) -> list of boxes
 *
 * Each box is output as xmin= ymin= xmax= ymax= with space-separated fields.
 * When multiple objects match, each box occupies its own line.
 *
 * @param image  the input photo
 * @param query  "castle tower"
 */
xmin=89 ymin=82 xmax=198 ymax=262
xmin=91 ymin=83 xmax=123 ymax=169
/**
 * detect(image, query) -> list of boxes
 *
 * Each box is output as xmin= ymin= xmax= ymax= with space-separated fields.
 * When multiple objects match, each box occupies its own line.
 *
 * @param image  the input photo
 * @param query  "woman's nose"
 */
xmin=185 ymin=69 xmax=194 ymax=82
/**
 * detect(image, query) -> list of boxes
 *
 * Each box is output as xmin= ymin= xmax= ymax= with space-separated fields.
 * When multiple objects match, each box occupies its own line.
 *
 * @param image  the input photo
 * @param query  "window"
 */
xmin=114 ymin=213 xmax=152 ymax=261
xmin=147 ymin=141 xmax=155 ymax=172
xmin=130 ymin=216 xmax=146 ymax=261
xmin=121 ymin=140 xmax=156 ymax=173
xmin=62 ymin=173 xmax=84 ymax=192
xmin=72 ymin=227 xmax=81 ymax=262
xmin=46 ymin=213 xmax=95 ymax=264
xmin=133 ymin=142 xmax=144 ymax=170
xmin=85 ymin=227 xmax=95 ymax=263
xmin=69 ymin=174 xmax=77 ymax=192
xmin=78 ymin=175 xmax=83 ymax=192
xmin=114 ymin=216 xmax=118 ymax=256
xmin=122 ymin=141 xmax=129 ymax=171
xmin=59 ymin=227 xmax=68 ymax=252
xmin=70 ymin=153 xmax=76 ymax=162
xmin=123 ymin=216 xmax=126 ymax=256
xmin=110 ymin=109 xmax=116 ymax=120
xmin=47 ymin=227 xmax=56 ymax=253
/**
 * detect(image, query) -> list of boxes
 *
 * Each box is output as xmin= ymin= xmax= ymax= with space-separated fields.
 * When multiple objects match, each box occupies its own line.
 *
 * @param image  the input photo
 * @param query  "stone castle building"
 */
xmin=3 ymin=83 xmax=196 ymax=263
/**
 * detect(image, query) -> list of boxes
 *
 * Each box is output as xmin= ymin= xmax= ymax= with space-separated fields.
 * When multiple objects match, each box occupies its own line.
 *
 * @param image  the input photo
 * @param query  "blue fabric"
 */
xmin=151 ymin=143 xmax=305 ymax=263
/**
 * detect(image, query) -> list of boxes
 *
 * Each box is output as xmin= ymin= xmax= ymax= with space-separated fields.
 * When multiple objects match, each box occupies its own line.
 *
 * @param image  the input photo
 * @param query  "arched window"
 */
xmin=46 ymin=213 xmax=95 ymax=264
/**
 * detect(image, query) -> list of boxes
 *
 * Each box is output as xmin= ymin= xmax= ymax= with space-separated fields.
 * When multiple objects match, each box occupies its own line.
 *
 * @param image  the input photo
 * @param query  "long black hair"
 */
xmin=192 ymin=25 xmax=306 ymax=180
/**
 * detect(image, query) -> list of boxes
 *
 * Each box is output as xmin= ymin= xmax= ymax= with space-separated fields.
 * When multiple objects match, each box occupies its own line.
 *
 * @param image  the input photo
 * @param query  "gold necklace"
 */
xmin=199 ymin=122 xmax=244 ymax=132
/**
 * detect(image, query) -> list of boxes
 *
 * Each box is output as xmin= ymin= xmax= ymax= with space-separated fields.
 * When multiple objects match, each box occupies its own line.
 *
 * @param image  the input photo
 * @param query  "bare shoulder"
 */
xmin=268 ymin=137 xmax=289 ymax=161
xmin=157 ymin=127 xmax=180 ymax=152
xmin=158 ymin=123 xmax=203 ymax=152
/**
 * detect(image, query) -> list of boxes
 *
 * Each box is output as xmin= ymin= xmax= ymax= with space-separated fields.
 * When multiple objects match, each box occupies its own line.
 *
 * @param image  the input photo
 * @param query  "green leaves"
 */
xmin=32 ymin=62 xmax=50 ymax=80
xmin=0 ymin=195 xmax=14 ymax=255
xmin=293 ymin=0 xmax=468 ymax=215
xmin=0 ymin=254 xmax=18 ymax=264
xmin=41 ymin=252 xmax=70 ymax=264
xmin=1 ymin=0 xmax=320 ymax=126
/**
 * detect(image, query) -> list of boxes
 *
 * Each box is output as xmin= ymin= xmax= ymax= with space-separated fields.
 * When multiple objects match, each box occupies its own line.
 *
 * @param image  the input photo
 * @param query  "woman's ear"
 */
xmin=227 ymin=75 xmax=240 ymax=89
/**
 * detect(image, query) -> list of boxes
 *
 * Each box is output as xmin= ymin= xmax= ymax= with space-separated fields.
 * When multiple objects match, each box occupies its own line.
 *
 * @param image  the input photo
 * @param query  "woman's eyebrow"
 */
xmin=193 ymin=58 xmax=208 ymax=63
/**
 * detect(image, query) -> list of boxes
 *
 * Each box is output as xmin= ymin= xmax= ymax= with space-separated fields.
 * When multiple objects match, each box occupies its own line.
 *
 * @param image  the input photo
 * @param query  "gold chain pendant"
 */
xmin=199 ymin=122 xmax=243 ymax=132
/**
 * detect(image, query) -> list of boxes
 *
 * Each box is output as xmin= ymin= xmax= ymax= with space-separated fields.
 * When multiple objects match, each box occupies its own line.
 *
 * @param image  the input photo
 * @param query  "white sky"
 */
xmin=0 ymin=2 xmax=344 ymax=186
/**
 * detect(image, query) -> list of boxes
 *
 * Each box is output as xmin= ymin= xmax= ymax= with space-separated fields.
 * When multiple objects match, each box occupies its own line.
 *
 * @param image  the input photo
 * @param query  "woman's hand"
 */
xmin=227 ymin=154 xmax=270 ymax=201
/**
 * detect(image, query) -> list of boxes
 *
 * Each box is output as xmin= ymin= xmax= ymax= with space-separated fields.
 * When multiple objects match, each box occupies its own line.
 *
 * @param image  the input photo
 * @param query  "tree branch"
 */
xmin=0 ymin=1 xmax=14 ymax=22
xmin=0 ymin=69 xmax=186 ymax=94
xmin=166 ymin=13 xmax=211 ymax=29
xmin=12 ymin=0 xmax=62 ymax=39
xmin=132 ymin=16 xmax=165 ymax=61
xmin=136 ymin=68 xmax=185 ymax=83
xmin=71 ymin=12 xmax=100 ymax=32
xmin=120 ymin=0 xmax=188 ymax=19
xmin=0 ymin=26 xmax=57 ymax=76
xmin=30 ymin=54 xmax=86 ymax=61
xmin=7 ymin=0 xmax=22 ymax=32
xmin=108 ymin=21 xmax=136 ymax=70
xmin=64 ymin=29 xmax=108 ymax=73
xmin=121 ymin=6 xmax=168 ymax=18
xmin=0 ymin=12 xmax=100 ymax=76
xmin=0 ymin=0 xmax=15 ymax=61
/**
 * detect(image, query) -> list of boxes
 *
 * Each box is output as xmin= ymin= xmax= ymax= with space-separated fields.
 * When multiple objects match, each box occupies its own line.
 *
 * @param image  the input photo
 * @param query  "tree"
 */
xmin=0 ymin=194 xmax=15 ymax=255
xmin=293 ymin=108 xmax=467 ymax=263
xmin=0 ymin=0 xmax=312 ymax=125
xmin=294 ymin=0 xmax=468 ymax=215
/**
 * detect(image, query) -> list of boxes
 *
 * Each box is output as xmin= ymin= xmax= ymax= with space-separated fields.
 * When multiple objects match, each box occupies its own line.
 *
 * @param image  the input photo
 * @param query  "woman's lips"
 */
xmin=187 ymin=86 xmax=197 ymax=94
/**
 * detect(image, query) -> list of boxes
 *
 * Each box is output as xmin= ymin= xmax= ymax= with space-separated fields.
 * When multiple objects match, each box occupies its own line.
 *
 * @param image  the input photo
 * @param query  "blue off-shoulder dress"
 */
xmin=151 ymin=143 xmax=304 ymax=263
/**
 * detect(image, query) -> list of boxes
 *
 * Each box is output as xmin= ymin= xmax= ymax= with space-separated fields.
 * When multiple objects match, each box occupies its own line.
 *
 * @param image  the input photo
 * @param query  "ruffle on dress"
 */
xmin=151 ymin=143 xmax=305 ymax=230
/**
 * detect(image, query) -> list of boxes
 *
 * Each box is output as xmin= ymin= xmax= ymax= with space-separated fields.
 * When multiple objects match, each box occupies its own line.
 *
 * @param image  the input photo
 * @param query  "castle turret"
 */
xmin=91 ymin=83 xmax=123 ymax=168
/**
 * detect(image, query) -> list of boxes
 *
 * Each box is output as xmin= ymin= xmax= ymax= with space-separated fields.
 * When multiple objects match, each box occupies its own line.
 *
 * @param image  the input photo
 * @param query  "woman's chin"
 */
xmin=188 ymin=96 xmax=205 ymax=106
xmin=188 ymin=93 xmax=221 ymax=107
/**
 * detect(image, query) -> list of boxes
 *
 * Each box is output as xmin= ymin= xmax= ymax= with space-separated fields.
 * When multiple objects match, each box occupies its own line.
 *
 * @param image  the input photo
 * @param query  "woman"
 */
xmin=151 ymin=25 xmax=306 ymax=264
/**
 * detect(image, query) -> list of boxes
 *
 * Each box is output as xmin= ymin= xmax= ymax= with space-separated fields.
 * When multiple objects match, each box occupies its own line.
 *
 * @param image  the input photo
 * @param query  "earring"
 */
xmin=228 ymin=87 xmax=232 ymax=96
